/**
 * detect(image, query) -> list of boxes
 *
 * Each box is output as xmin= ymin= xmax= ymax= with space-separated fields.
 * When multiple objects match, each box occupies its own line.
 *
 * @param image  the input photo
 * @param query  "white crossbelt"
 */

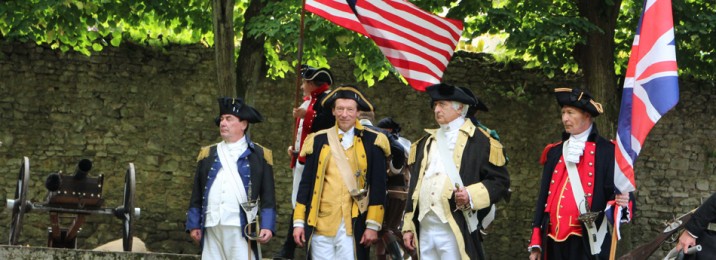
xmin=435 ymin=129 xmax=479 ymax=232
xmin=562 ymin=140 xmax=607 ymax=255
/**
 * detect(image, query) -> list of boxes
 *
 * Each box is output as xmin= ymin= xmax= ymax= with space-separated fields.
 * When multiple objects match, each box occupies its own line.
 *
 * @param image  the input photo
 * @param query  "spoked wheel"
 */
xmin=9 ymin=157 xmax=30 ymax=245
xmin=121 ymin=163 xmax=136 ymax=251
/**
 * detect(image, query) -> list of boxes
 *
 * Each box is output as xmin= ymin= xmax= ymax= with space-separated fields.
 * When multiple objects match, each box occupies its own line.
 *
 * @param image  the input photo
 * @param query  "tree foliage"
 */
xmin=1 ymin=0 xmax=714 ymax=84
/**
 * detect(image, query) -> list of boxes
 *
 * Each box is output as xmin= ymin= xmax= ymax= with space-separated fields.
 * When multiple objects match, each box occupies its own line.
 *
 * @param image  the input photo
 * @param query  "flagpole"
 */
xmin=609 ymin=207 xmax=619 ymax=260
xmin=290 ymin=0 xmax=307 ymax=166
xmin=294 ymin=0 xmax=306 ymax=108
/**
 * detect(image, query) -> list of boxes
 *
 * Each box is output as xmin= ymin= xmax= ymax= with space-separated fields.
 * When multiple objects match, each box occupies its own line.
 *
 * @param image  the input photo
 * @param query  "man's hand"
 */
xmin=403 ymin=231 xmax=416 ymax=251
xmin=258 ymin=229 xmax=273 ymax=244
xmin=293 ymin=227 xmax=306 ymax=247
xmin=293 ymin=108 xmax=307 ymax=119
xmin=676 ymin=230 xmax=697 ymax=253
xmin=615 ymin=193 xmax=630 ymax=207
xmin=529 ymin=249 xmax=541 ymax=260
xmin=190 ymin=229 xmax=202 ymax=244
xmin=287 ymin=146 xmax=295 ymax=157
xmin=360 ymin=229 xmax=378 ymax=246
xmin=454 ymin=186 xmax=469 ymax=209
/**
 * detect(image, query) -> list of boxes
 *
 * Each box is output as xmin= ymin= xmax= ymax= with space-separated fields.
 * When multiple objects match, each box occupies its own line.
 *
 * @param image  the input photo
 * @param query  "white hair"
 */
xmin=451 ymin=101 xmax=468 ymax=118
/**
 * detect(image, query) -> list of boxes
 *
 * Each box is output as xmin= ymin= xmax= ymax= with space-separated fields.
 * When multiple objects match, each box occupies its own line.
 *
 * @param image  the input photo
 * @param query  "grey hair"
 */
xmin=451 ymin=101 xmax=468 ymax=118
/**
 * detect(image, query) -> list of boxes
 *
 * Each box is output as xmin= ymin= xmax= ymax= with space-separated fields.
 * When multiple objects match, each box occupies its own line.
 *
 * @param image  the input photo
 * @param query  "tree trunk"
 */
xmin=235 ymin=0 xmax=269 ymax=100
xmin=212 ymin=0 xmax=237 ymax=97
xmin=575 ymin=0 xmax=622 ymax=138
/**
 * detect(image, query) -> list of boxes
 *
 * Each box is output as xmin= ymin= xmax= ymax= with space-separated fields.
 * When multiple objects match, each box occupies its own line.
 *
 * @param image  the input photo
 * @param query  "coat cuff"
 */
xmin=366 ymin=205 xmax=385 ymax=230
xmin=528 ymin=227 xmax=542 ymax=252
xmin=186 ymin=207 xmax=202 ymax=231
xmin=466 ymin=183 xmax=491 ymax=210
xmin=260 ymin=207 xmax=277 ymax=233
xmin=293 ymin=203 xmax=307 ymax=224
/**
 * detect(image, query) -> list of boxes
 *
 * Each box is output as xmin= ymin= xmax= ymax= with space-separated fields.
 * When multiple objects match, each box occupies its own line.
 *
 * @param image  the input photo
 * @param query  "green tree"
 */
xmin=2 ymin=0 xmax=714 ymax=124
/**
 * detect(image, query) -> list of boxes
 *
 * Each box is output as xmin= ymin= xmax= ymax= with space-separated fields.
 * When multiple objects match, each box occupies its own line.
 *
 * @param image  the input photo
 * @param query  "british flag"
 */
xmin=615 ymin=0 xmax=679 ymax=194
xmin=305 ymin=0 xmax=463 ymax=91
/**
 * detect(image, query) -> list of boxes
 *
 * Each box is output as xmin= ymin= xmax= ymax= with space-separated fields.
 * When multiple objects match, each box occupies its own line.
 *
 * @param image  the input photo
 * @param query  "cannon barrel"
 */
xmin=73 ymin=159 xmax=93 ymax=180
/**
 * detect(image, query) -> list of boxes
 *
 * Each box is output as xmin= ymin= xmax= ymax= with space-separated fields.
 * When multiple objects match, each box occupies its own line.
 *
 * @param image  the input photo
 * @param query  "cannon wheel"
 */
xmin=121 ymin=163 xmax=136 ymax=251
xmin=9 ymin=157 xmax=30 ymax=245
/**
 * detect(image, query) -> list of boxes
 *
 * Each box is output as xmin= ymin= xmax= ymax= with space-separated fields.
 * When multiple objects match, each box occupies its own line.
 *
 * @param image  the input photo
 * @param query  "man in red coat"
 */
xmin=274 ymin=65 xmax=335 ymax=260
xmin=528 ymin=88 xmax=631 ymax=260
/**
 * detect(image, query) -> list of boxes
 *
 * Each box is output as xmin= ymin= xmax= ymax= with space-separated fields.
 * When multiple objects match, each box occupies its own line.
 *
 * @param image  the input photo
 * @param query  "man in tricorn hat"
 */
xmin=292 ymin=85 xmax=391 ymax=259
xmin=528 ymin=88 xmax=632 ymax=260
xmin=402 ymin=83 xmax=510 ymax=259
xmin=275 ymin=65 xmax=335 ymax=260
xmin=186 ymin=97 xmax=276 ymax=259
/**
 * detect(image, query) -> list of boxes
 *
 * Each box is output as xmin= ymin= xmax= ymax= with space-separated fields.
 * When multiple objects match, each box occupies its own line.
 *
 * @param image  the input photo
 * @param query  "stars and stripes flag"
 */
xmin=305 ymin=0 xmax=464 ymax=91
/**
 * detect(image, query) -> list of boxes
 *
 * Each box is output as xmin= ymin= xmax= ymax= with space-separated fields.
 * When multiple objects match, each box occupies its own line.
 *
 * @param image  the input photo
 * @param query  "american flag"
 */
xmin=305 ymin=0 xmax=463 ymax=91
xmin=615 ymin=0 xmax=679 ymax=194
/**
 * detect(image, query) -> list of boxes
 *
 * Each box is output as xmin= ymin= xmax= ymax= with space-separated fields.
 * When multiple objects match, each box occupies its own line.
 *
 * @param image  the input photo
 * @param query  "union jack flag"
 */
xmin=305 ymin=0 xmax=463 ymax=91
xmin=615 ymin=0 xmax=679 ymax=194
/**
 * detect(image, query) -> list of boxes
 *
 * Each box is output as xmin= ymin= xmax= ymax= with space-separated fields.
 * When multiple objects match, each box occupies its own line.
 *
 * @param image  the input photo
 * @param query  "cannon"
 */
xmin=5 ymin=157 xmax=141 ymax=251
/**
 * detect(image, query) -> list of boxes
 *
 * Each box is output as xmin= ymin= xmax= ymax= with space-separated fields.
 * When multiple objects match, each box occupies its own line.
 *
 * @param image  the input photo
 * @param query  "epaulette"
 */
xmin=300 ymin=132 xmax=318 ymax=157
xmin=253 ymin=143 xmax=273 ymax=166
xmin=408 ymin=135 xmax=429 ymax=165
xmin=540 ymin=141 xmax=562 ymax=165
xmin=371 ymin=130 xmax=392 ymax=157
xmin=477 ymin=127 xmax=507 ymax=167
xmin=196 ymin=144 xmax=216 ymax=162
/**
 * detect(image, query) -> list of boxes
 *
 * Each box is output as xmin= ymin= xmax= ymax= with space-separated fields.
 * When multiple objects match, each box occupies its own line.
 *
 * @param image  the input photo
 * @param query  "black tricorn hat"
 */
xmin=458 ymin=86 xmax=489 ymax=115
xmin=376 ymin=117 xmax=401 ymax=134
xmin=426 ymin=83 xmax=476 ymax=107
xmin=215 ymin=97 xmax=263 ymax=126
xmin=301 ymin=65 xmax=334 ymax=85
xmin=321 ymin=85 xmax=374 ymax=112
xmin=554 ymin=88 xmax=603 ymax=117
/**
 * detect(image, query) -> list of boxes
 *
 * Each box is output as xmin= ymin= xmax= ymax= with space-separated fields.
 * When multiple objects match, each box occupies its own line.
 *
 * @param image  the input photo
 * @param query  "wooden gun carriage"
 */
xmin=5 ymin=157 xmax=140 ymax=251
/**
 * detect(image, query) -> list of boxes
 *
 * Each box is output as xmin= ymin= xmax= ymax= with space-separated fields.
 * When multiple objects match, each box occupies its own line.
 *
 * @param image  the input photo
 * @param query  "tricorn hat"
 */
xmin=301 ymin=65 xmax=334 ymax=85
xmin=321 ymin=85 xmax=374 ymax=112
xmin=458 ymin=86 xmax=489 ymax=116
xmin=426 ymin=83 xmax=476 ymax=107
xmin=554 ymin=88 xmax=603 ymax=117
xmin=215 ymin=97 xmax=263 ymax=126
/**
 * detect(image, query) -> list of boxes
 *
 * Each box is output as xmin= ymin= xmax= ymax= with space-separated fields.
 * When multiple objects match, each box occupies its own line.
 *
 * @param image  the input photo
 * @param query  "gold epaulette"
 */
xmin=408 ymin=135 xmax=428 ymax=165
xmin=300 ymin=132 xmax=318 ymax=157
xmin=477 ymin=128 xmax=507 ymax=167
xmin=366 ymin=129 xmax=391 ymax=157
xmin=253 ymin=143 xmax=273 ymax=166
xmin=196 ymin=145 xmax=215 ymax=162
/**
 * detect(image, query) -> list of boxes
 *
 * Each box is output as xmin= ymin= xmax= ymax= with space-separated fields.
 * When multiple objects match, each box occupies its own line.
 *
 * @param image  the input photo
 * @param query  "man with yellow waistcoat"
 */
xmin=293 ymin=85 xmax=391 ymax=260
xmin=402 ymin=83 xmax=511 ymax=259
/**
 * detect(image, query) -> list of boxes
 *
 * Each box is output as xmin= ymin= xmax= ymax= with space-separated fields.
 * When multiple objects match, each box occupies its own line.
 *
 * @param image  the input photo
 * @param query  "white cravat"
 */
xmin=338 ymin=127 xmax=355 ymax=150
xmin=438 ymin=117 xmax=465 ymax=150
xmin=565 ymin=124 xmax=593 ymax=164
xmin=224 ymin=137 xmax=248 ymax=162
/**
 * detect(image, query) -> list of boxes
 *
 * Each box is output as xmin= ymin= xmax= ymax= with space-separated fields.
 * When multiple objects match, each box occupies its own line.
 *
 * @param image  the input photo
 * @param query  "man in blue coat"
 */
xmin=186 ymin=97 xmax=276 ymax=259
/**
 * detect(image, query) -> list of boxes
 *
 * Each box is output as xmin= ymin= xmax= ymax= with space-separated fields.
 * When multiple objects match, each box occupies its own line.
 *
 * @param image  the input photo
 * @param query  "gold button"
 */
xmin=588 ymin=172 xmax=593 ymax=176
xmin=590 ymin=151 xmax=595 ymax=155
xmin=588 ymin=182 xmax=592 ymax=187
xmin=551 ymin=180 xmax=555 ymax=184
xmin=589 ymin=162 xmax=593 ymax=166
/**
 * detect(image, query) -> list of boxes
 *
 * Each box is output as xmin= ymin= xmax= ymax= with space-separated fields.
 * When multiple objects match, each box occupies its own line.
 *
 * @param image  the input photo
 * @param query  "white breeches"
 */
xmin=310 ymin=220 xmax=355 ymax=259
xmin=203 ymin=225 xmax=259 ymax=260
xmin=419 ymin=212 xmax=461 ymax=259
xmin=291 ymin=162 xmax=304 ymax=208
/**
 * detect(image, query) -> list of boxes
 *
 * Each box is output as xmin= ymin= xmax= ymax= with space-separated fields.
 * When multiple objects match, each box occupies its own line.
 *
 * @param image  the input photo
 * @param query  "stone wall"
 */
xmin=1 ymin=41 xmax=714 ymax=259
